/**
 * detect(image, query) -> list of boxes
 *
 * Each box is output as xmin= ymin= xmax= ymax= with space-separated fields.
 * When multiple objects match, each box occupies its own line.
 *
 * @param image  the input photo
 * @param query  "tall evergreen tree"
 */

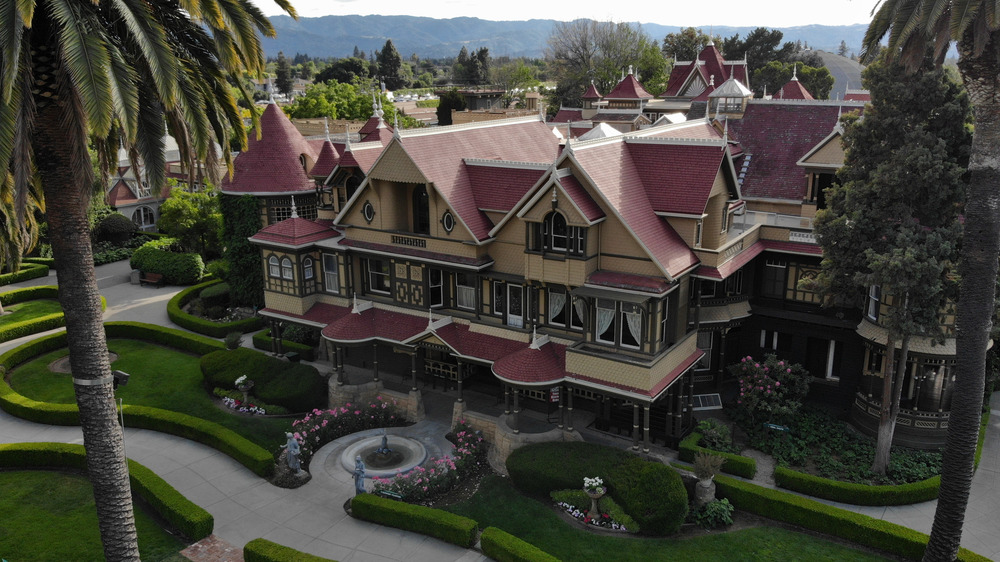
xmin=276 ymin=51 xmax=293 ymax=96
xmin=814 ymin=55 xmax=971 ymax=475
xmin=0 ymin=0 xmax=294 ymax=557
xmin=377 ymin=39 xmax=408 ymax=90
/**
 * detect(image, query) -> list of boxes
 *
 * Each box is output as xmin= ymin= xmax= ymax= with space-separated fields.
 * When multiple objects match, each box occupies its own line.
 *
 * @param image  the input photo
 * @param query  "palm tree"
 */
xmin=0 ymin=0 xmax=294 ymax=558
xmin=0 ymin=172 xmax=42 ymax=274
xmin=863 ymin=3 xmax=1000 ymax=560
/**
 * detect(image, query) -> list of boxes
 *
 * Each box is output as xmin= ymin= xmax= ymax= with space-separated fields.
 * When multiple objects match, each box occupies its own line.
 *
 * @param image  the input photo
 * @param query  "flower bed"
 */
xmin=554 ymin=498 xmax=631 ymax=532
xmin=290 ymin=397 xmax=407 ymax=468
xmin=370 ymin=420 xmax=487 ymax=503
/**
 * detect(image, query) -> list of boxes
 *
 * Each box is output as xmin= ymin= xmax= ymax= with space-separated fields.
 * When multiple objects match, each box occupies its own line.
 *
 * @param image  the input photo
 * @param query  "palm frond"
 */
xmin=163 ymin=107 xmax=194 ymax=188
xmin=132 ymin=81 xmax=166 ymax=197
xmin=11 ymin=56 xmax=35 ymax=220
xmin=950 ymin=0 xmax=982 ymax=39
xmin=0 ymin=0 xmax=25 ymax=104
xmin=110 ymin=0 xmax=179 ymax=107
xmin=864 ymin=0 xmax=898 ymax=61
xmin=264 ymin=0 xmax=296 ymax=19
xmin=48 ymin=0 xmax=114 ymax=136
xmin=214 ymin=0 xmax=265 ymax=71
xmin=106 ymin=45 xmax=139 ymax=141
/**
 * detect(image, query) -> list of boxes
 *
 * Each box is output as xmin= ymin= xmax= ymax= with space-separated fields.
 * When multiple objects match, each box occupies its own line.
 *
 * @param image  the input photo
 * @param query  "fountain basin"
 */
xmin=339 ymin=434 xmax=428 ymax=478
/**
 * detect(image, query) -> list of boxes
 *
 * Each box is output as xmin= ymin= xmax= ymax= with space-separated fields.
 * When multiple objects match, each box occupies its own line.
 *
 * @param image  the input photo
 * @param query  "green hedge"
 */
xmin=715 ymin=474 xmax=990 ymax=562
xmin=0 ymin=323 xmax=272 ymax=477
xmin=0 ymin=262 xmax=50 ymax=286
xmin=774 ymin=467 xmax=940 ymax=506
xmin=200 ymin=348 xmax=325 ymax=413
xmin=22 ymin=257 xmax=56 ymax=267
xmin=0 ymin=442 xmax=213 ymax=541
xmin=678 ymin=432 xmax=757 ymax=479
xmin=168 ymin=279 xmax=264 ymax=337
xmin=480 ymin=526 xmax=560 ymax=562
xmin=608 ymin=456 xmax=687 ymax=535
xmin=351 ymin=493 xmax=478 ymax=548
xmin=129 ymin=238 xmax=204 ymax=284
xmin=243 ymin=538 xmax=337 ymax=562
xmin=252 ymin=329 xmax=316 ymax=361
xmin=0 ymin=286 xmax=106 ymax=344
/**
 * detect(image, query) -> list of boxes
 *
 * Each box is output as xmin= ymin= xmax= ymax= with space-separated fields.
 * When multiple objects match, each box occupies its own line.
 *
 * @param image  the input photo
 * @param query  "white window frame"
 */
xmin=322 ymin=254 xmax=340 ymax=294
xmin=696 ymin=331 xmax=714 ymax=371
xmin=867 ymin=285 xmax=881 ymax=321
xmin=268 ymin=256 xmax=280 ymax=278
xmin=303 ymin=257 xmax=314 ymax=280
xmin=569 ymin=296 xmax=585 ymax=331
xmin=281 ymin=257 xmax=293 ymax=280
xmin=367 ymin=259 xmax=391 ymax=295
xmin=456 ymin=273 xmax=476 ymax=310
xmin=595 ymin=299 xmax=617 ymax=345
xmin=429 ymin=268 xmax=443 ymax=308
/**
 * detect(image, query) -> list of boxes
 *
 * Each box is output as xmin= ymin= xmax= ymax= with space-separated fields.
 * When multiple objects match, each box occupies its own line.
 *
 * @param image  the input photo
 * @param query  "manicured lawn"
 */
xmin=8 ymin=338 xmax=292 ymax=451
xmin=0 ymin=298 xmax=62 ymax=325
xmin=444 ymin=475 xmax=889 ymax=561
xmin=0 ymin=471 xmax=187 ymax=561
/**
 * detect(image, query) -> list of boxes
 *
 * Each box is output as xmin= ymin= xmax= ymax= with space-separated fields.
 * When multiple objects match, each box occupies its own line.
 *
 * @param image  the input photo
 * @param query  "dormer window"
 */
xmin=412 ymin=185 xmax=430 ymax=235
xmin=534 ymin=211 xmax=586 ymax=256
xmin=299 ymin=154 xmax=307 ymax=172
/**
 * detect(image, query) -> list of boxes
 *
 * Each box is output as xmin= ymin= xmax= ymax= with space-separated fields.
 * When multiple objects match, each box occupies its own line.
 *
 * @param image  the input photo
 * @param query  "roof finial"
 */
xmin=344 ymin=124 xmax=352 ymax=152
xmin=792 ymin=63 xmax=798 ymax=81
xmin=709 ymin=74 xmax=715 ymax=87
xmin=730 ymin=66 xmax=734 ymax=80
xmin=290 ymin=195 xmax=298 ymax=218
xmin=324 ymin=117 xmax=330 ymax=141
xmin=628 ymin=64 xmax=633 ymax=76
xmin=722 ymin=119 xmax=729 ymax=149
xmin=763 ymin=84 xmax=768 ymax=98
xmin=428 ymin=307 xmax=434 ymax=329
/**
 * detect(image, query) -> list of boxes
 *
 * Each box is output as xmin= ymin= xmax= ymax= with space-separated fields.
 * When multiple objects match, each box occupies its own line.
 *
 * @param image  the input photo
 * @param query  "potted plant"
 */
xmin=235 ymin=374 xmax=254 ymax=404
xmin=693 ymin=451 xmax=725 ymax=508
xmin=583 ymin=476 xmax=605 ymax=515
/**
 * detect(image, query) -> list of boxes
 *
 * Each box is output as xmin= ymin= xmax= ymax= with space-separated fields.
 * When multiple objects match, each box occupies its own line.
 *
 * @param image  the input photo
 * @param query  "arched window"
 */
xmin=303 ymin=257 xmax=314 ymax=280
xmin=412 ymin=185 xmax=430 ymax=235
xmin=547 ymin=212 xmax=567 ymax=250
xmin=281 ymin=257 xmax=293 ymax=280
xmin=268 ymin=256 xmax=280 ymax=278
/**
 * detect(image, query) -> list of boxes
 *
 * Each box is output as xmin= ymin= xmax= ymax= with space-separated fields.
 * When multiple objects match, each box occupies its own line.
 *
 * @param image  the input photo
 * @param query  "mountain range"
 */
xmin=262 ymin=16 xmax=871 ymax=60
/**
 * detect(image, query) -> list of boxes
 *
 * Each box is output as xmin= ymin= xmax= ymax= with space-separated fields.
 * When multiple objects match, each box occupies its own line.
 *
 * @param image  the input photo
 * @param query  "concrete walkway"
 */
xmin=2 ymin=261 xmax=999 ymax=560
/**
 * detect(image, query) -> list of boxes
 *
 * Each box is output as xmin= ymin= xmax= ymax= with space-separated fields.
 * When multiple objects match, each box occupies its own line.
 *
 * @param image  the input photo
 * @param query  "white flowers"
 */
xmin=583 ymin=476 xmax=603 ymax=492
xmin=235 ymin=375 xmax=248 ymax=386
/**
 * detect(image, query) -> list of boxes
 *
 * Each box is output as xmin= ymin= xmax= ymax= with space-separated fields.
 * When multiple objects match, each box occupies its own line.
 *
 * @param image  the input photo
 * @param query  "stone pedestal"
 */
xmin=694 ymin=476 xmax=716 ymax=508
xmin=407 ymin=389 xmax=425 ymax=421
xmin=585 ymin=487 xmax=605 ymax=515
xmin=451 ymin=400 xmax=468 ymax=429
xmin=271 ymin=450 xmax=311 ymax=489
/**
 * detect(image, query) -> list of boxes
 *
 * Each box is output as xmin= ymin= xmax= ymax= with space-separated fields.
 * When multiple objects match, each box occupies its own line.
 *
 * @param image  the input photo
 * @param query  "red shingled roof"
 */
xmin=432 ymin=323 xmax=527 ymax=362
xmin=340 ymin=238 xmax=494 ymax=268
xmin=569 ymin=349 xmax=702 ymax=399
xmin=760 ymin=239 xmax=823 ymax=255
xmin=550 ymin=109 xmax=584 ymax=123
xmin=844 ymin=90 xmax=871 ymax=102
xmin=628 ymin=142 xmax=726 ymax=216
xmin=726 ymin=102 xmax=853 ymax=201
xmin=558 ymin=174 xmax=604 ymax=222
xmin=337 ymin=142 xmax=384 ymax=174
xmin=664 ymin=45 xmax=749 ymax=98
xmin=250 ymin=217 xmax=340 ymax=247
xmin=694 ymin=240 xmax=765 ymax=280
xmin=359 ymin=115 xmax=392 ymax=137
xmin=396 ymin=119 xmax=562 ymax=241
xmin=582 ymin=83 xmax=602 ymax=100
xmin=587 ymin=271 xmax=671 ymax=294
xmin=311 ymin=140 xmax=340 ymax=179
xmin=322 ymin=306 xmax=427 ymax=343
xmin=221 ymin=103 xmax=318 ymax=194
xmin=493 ymin=341 xmax=567 ymax=385
xmin=362 ymin=125 xmax=394 ymax=145
xmin=468 ymin=164 xmax=546 ymax=212
xmin=605 ymin=73 xmax=654 ymax=100
xmin=778 ymin=79 xmax=815 ymax=100
xmin=571 ymin=141 xmax=698 ymax=278
xmin=107 ymin=180 xmax=137 ymax=206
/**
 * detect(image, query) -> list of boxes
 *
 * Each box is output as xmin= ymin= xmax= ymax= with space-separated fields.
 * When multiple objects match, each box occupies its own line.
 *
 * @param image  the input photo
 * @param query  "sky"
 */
xmin=250 ymin=0 xmax=882 ymax=28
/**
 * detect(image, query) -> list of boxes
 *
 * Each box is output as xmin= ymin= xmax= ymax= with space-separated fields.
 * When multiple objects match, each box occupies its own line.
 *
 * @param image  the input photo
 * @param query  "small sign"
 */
xmin=549 ymin=387 xmax=560 ymax=403
xmin=763 ymin=423 xmax=789 ymax=432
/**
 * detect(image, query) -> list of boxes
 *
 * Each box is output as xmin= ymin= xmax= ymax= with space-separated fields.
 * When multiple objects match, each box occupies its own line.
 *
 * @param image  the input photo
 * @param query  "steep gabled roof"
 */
xmin=627 ymin=141 xmax=728 ymax=216
xmin=551 ymin=109 xmax=584 ymax=123
xmin=249 ymin=217 xmax=340 ymax=248
xmin=336 ymin=141 xmax=384 ymax=174
xmin=665 ymin=45 xmax=749 ymax=98
xmin=310 ymin=140 xmax=340 ymax=179
xmin=362 ymin=123 xmax=394 ymax=145
xmin=605 ymin=72 xmax=654 ymax=100
xmin=220 ymin=103 xmax=318 ymax=195
xmin=778 ymin=77 xmax=815 ymax=100
xmin=582 ymin=83 xmax=602 ymax=100
xmin=106 ymin=180 xmax=138 ymax=206
xmin=725 ymin=100 xmax=864 ymax=200
xmin=466 ymin=161 xmax=548 ymax=213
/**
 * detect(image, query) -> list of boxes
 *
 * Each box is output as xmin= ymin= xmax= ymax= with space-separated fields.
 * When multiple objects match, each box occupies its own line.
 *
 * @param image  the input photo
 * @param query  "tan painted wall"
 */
xmin=565 ymin=330 xmax=697 ymax=393
xmin=802 ymin=136 xmax=845 ymax=166
xmin=744 ymin=200 xmax=802 ymax=216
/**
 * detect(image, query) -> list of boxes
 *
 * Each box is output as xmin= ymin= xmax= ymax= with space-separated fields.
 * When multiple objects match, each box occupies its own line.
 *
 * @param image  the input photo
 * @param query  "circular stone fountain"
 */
xmin=339 ymin=433 xmax=428 ymax=478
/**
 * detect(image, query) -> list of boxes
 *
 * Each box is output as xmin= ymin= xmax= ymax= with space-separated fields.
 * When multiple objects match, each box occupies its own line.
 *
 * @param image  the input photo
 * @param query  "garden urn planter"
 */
xmin=585 ymin=486 xmax=605 ymax=515
xmin=237 ymin=380 xmax=254 ymax=405
xmin=695 ymin=476 xmax=716 ymax=508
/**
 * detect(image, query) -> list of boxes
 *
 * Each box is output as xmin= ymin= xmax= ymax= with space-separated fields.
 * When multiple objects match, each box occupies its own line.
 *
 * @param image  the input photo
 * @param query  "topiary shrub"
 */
xmin=506 ymin=441 xmax=630 ymax=499
xmin=606 ymin=456 xmax=688 ymax=536
xmin=243 ymin=538 xmax=336 ymax=562
xmin=94 ymin=212 xmax=138 ymax=244
xmin=200 ymin=282 xmax=231 ymax=309
xmin=224 ymin=332 xmax=244 ymax=350
xmin=200 ymin=348 xmax=325 ymax=412
xmin=129 ymin=237 xmax=204 ymax=284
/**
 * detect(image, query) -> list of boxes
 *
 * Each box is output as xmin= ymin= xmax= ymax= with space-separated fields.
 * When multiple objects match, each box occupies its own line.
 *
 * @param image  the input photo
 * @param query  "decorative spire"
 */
xmin=290 ymin=195 xmax=298 ymax=218
xmin=792 ymin=63 xmax=799 ymax=81
xmin=628 ymin=64 xmax=633 ymax=76
xmin=324 ymin=117 xmax=330 ymax=142
xmin=763 ymin=84 xmax=768 ymax=98
xmin=427 ymin=307 xmax=434 ymax=329
xmin=551 ymin=185 xmax=558 ymax=209
xmin=344 ymin=124 xmax=352 ymax=152
xmin=709 ymin=74 xmax=715 ymax=87
xmin=721 ymin=119 xmax=729 ymax=149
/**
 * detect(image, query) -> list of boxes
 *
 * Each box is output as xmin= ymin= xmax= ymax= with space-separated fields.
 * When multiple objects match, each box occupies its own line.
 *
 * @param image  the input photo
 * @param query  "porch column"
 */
xmin=673 ymin=386 xmax=683 ymax=437
xmin=410 ymin=349 xmax=418 ymax=391
xmin=512 ymin=388 xmax=520 ymax=434
xmin=456 ymin=359 xmax=464 ymax=402
xmin=372 ymin=343 xmax=379 ymax=382
xmin=717 ymin=329 xmax=728 ymax=390
xmin=566 ymin=389 xmax=574 ymax=432
xmin=273 ymin=320 xmax=284 ymax=356
xmin=557 ymin=385 xmax=565 ymax=429
xmin=504 ymin=385 xmax=511 ymax=415
xmin=335 ymin=345 xmax=345 ymax=385
xmin=631 ymin=403 xmax=640 ymax=451
xmin=694 ymin=279 xmax=702 ymax=328
xmin=643 ymin=404 xmax=651 ymax=453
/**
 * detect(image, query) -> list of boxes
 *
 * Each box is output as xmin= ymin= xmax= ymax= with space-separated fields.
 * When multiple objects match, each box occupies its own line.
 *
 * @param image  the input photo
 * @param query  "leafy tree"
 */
xmin=157 ymin=185 xmax=223 ymax=258
xmin=436 ymin=88 xmax=467 ymax=125
xmin=0 ymin=0 xmax=292 ymax=557
xmin=377 ymin=39 xmax=409 ymax=90
xmin=814 ymin=55 xmax=970 ymax=476
xmin=662 ymin=27 xmax=715 ymax=60
xmin=493 ymin=60 xmax=539 ymax=108
xmin=276 ymin=51 xmax=293 ymax=96
xmin=729 ymin=354 xmax=811 ymax=428
xmin=546 ymin=20 xmax=666 ymax=108
xmin=720 ymin=27 xmax=796 ymax=74
xmin=752 ymin=61 xmax=835 ymax=99
xmin=864 ymin=0 xmax=1000 ymax=557
xmin=284 ymin=80 xmax=420 ymax=128
xmin=838 ymin=40 xmax=849 ymax=57
xmin=297 ymin=61 xmax=316 ymax=82
xmin=315 ymin=58 xmax=371 ymax=85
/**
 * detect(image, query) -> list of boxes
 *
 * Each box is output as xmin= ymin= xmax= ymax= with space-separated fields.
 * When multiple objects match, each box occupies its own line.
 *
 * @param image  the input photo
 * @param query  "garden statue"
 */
xmin=282 ymin=432 xmax=302 ymax=474
xmin=375 ymin=429 xmax=392 ymax=456
xmin=354 ymin=455 xmax=366 ymax=495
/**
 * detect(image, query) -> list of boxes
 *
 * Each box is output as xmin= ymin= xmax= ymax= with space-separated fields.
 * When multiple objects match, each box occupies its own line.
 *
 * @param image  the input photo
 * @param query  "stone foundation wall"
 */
xmin=328 ymin=380 xmax=425 ymax=422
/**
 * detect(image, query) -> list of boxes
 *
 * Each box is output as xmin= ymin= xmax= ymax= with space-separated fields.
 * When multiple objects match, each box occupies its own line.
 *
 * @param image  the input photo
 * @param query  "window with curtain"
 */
xmin=596 ymin=299 xmax=616 ymax=344
xmin=456 ymin=273 xmax=476 ymax=310
xmin=621 ymin=302 xmax=641 ymax=349
xmin=571 ymin=296 xmax=585 ymax=330
xmin=322 ymin=254 xmax=339 ymax=293
xmin=281 ymin=257 xmax=293 ymax=280
xmin=549 ymin=289 xmax=567 ymax=326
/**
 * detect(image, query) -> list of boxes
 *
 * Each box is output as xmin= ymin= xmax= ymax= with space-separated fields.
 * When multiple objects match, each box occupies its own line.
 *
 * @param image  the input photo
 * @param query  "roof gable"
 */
xmin=605 ymin=73 xmax=654 ymax=100
xmin=250 ymin=217 xmax=339 ymax=247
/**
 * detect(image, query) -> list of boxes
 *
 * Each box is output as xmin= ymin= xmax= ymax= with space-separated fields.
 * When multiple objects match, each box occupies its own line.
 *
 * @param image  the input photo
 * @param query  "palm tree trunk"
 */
xmin=33 ymin=98 xmax=140 ymax=559
xmin=923 ymin=30 xmax=1000 ymax=562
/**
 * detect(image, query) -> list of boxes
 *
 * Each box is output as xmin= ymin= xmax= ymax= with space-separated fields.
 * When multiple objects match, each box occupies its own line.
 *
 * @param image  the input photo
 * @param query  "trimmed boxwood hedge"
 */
xmin=480 ymin=526 xmax=560 ymax=562
xmin=0 ymin=262 xmax=50 ymax=286
xmin=714 ymin=474 xmax=990 ymax=562
xmin=775 ymin=467 xmax=940 ymax=506
xmin=0 ymin=442 xmax=213 ymax=541
xmin=252 ymin=328 xmax=315 ymax=361
xmin=678 ymin=431 xmax=757 ymax=479
xmin=0 ymin=322 xmax=273 ymax=477
xmin=129 ymin=238 xmax=204 ymax=284
xmin=168 ymin=279 xmax=264 ymax=338
xmin=243 ymin=538 xmax=337 ymax=562
xmin=200 ymin=347 xmax=326 ymax=413
xmin=351 ymin=493 xmax=478 ymax=547
xmin=22 ymin=257 xmax=55 ymax=267
xmin=608 ymin=456 xmax=687 ymax=535
xmin=0 ymin=286 xmax=106 ymax=344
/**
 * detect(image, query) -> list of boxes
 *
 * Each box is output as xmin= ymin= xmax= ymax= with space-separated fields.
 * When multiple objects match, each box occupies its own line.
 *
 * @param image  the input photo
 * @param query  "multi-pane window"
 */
xmin=367 ymin=259 xmax=390 ymax=294
xmin=493 ymin=281 xmax=505 ymax=316
xmin=867 ymin=285 xmax=881 ymax=321
xmin=429 ymin=269 xmax=443 ymax=307
xmin=268 ymin=256 xmax=280 ymax=278
xmin=762 ymin=259 xmax=786 ymax=298
xmin=322 ymin=254 xmax=339 ymax=293
xmin=456 ymin=273 xmax=476 ymax=310
xmin=696 ymin=331 xmax=714 ymax=370
xmin=620 ymin=303 xmax=641 ymax=349
xmin=281 ymin=258 xmax=293 ymax=280
xmin=303 ymin=257 xmax=314 ymax=280
xmin=536 ymin=212 xmax=586 ymax=256
xmin=725 ymin=270 xmax=744 ymax=296
xmin=594 ymin=300 xmax=642 ymax=349
xmin=596 ymin=299 xmax=616 ymax=344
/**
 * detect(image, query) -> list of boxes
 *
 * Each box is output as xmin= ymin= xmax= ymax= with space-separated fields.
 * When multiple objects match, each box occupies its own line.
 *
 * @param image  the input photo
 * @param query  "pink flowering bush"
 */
xmin=290 ymin=397 xmax=406 ymax=468
xmin=370 ymin=420 xmax=488 ymax=503
xmin=728 ymin=354 xmax=811 ymax=428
